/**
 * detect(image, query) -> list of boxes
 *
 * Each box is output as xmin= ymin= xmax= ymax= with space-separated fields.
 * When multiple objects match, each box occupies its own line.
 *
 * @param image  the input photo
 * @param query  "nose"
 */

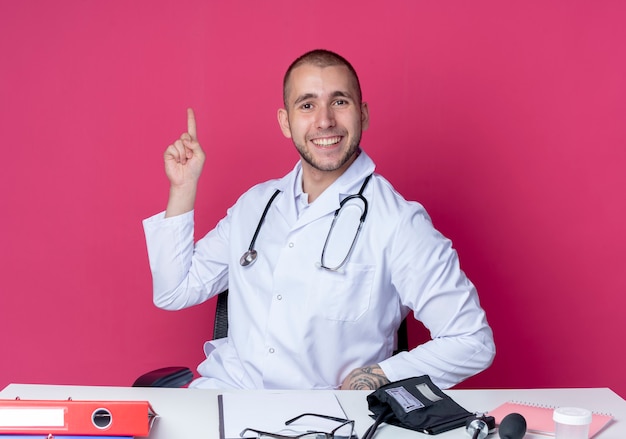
xmin=315 ymin=105 xmax=336 ymax=130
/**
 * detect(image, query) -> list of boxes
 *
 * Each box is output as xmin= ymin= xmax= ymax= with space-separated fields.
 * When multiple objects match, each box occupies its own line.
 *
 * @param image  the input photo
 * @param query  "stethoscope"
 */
xmin=240 ymin=174 xmax=373 ymax=271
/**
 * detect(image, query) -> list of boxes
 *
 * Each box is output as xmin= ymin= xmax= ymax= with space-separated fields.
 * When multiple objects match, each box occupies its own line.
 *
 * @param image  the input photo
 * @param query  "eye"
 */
xmin=300 ymin=102 xmax=313 ymax=110
xmin=333 ymin=99 xmax=348 ymax=106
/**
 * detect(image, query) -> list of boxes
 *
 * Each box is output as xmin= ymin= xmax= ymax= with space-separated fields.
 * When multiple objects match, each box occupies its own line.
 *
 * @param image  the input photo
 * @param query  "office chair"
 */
xmin=133 ymin=290 xmax=229 ymax=388
xmin=133 ymin=290 xmax=409 ymax=388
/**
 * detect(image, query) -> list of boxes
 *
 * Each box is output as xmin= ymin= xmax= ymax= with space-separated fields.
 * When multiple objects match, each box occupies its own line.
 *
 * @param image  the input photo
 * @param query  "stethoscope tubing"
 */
xmin=240 ymin=174 xmax=373 ymax=269
xmin=239 ymin=189 xmax=281 ymax=266
xmin=319 ymin=175 xmax=372 ymax=271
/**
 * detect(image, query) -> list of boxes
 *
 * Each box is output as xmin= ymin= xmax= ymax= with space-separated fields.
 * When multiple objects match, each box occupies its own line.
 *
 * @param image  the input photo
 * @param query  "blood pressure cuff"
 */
xmin=366 ymin=375 xmax=474 ymax=435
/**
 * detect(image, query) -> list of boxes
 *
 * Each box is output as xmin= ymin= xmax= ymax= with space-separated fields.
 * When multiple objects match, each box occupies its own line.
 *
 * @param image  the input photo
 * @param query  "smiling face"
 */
xmin=278 ymin=63 xmax=369 ymax=183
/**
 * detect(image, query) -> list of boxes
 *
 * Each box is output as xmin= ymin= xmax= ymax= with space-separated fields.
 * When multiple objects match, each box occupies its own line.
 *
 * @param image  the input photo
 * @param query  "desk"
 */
xmin=1 ymin=384 xmax=624 ymax=438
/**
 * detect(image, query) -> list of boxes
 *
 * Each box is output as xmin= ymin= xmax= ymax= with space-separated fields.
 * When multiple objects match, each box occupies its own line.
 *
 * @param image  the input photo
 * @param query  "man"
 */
xmin=143 ymin=49 xmax=495 ymax=390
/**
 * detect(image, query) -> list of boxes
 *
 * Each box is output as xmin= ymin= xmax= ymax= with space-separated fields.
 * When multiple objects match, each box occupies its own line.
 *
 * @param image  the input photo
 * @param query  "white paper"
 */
xmin=220 ymin=391 xmax=350 ymax=439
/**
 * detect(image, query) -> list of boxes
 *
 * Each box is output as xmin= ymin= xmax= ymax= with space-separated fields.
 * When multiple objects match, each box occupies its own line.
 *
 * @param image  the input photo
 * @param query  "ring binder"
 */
xmin=0 ymin=398 xmax=157 ymax=437
xmin=0 ymin=435 xmax=130 ymax=439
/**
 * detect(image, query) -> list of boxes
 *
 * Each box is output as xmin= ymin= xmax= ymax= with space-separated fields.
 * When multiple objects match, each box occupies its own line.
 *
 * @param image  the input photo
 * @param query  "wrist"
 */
xmin=165 ymin=184 xmax=197 ymax=218
xmin=342 ymin=364 xmax=390 ymax=391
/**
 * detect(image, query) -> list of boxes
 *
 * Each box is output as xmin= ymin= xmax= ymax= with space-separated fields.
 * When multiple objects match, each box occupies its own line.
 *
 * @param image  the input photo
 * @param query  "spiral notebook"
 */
xmin=488 ymin=401 xmax=613 ymax=437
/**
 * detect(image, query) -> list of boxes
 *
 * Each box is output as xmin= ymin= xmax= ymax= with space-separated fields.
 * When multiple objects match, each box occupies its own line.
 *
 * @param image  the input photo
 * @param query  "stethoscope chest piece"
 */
xmin=239 ymin=189 xmax=281 ymax=267
xmin=240 ymin=249 xmax=258 ymax=267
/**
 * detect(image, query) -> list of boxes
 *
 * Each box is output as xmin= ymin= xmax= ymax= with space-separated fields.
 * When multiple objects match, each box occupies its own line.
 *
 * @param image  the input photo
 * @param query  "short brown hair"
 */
xmin=282 ymin=49 xmax=362 ymax=106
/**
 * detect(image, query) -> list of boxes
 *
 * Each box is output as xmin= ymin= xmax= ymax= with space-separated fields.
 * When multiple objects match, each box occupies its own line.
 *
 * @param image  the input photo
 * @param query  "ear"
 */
xmin=277 ymin=108 xmax=292 ymax=138
xmin=360 ymin=102 xmax=370 ymax=131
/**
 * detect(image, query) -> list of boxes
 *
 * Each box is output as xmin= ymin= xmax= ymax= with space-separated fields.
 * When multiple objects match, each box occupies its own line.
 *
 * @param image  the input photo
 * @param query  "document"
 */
xmin=218 ymin=391 xmax=353 ymax=439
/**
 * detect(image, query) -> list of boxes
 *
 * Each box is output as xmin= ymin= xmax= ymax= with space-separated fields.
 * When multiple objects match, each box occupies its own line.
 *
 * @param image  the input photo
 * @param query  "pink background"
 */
xmin=1 ymin=1 xmax=624 ymax=397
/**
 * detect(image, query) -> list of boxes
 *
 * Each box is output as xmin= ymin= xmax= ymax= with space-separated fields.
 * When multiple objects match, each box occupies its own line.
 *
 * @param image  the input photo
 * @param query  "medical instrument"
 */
xmin=319 ymin=173 xmax=371 ymax=271
xmin=240 ymin=174 xmax=372 ymax=270
xmin=239 ymin=189 xmax=281 ymax=267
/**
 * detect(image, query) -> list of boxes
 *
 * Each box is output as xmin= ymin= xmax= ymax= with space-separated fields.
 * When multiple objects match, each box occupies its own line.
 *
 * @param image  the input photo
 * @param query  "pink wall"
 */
xmin=1 ymin=1 xmax=624 ymax=397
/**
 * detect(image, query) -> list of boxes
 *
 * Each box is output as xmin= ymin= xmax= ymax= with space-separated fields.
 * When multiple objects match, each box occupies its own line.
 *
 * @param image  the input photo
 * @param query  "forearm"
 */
xmin=143 ymin=209 xmax=231 ymax=310
xmin=341 ymin=364 xmax=390 ymax=390
xmin=379 ymin=331 xmax=495 ymax=389
xmin=143 ymin=211 xmax=207 ymax=310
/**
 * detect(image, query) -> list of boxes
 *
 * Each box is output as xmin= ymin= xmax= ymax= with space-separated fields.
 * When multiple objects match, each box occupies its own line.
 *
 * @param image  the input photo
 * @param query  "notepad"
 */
xmin=217 ymin=392 xmax=351 ymax=439
xmin=488 ymin=401 xmax=613 ymax=438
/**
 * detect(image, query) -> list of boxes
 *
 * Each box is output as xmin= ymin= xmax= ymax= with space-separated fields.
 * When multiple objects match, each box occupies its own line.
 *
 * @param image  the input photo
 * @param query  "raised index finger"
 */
xmin=187 ymin=108 xmax=197 ymax=140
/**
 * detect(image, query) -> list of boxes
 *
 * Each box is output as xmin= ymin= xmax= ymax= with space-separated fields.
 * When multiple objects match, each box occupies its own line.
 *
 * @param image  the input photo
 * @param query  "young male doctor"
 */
xmin=143 ymin=49 xmax=495 ymax=390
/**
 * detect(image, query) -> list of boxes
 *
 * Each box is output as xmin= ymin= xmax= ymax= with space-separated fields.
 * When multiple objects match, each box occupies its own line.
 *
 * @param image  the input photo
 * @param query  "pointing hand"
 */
xmin=164 ymin=108 xmax=206 ymax=188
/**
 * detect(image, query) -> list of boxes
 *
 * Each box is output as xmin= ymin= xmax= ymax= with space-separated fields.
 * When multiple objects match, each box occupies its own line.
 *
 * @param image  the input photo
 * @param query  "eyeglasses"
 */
xmin=240 ymin=413 xmax=356 ymax=439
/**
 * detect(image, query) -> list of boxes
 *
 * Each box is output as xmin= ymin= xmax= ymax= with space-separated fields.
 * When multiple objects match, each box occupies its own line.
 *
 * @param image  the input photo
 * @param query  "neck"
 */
xmin=301 ymin=171 xmax=334 ymax=203
xmin=301 ymin=153 xmax=358 ymax=203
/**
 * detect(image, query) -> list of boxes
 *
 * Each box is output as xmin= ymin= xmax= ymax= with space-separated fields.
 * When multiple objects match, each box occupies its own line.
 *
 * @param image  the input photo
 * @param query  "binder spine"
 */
xmin=0 ymin=398 xmax=156 ymax=437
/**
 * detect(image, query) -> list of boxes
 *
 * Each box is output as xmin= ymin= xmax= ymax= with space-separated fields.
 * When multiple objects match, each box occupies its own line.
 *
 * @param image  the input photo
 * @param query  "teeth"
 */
xmin=312 ymin=137 xmax=341 ymax=146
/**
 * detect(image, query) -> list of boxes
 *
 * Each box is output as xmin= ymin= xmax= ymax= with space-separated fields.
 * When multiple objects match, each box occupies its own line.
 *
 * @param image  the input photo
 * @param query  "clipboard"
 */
xmin=217 ymin=392 xmax=351 ymax=439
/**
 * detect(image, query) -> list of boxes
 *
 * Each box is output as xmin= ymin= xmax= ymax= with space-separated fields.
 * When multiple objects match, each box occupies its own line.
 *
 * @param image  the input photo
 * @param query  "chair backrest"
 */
xmin=213 ymin=290 xmax=229 ymax=339
xmin=212 ymin=289 xmax=409 ymax=353
xmin=132 ymin=291 xmax=229 ymax=388
xmin=395 ymin=317 xmax=409 ymax=354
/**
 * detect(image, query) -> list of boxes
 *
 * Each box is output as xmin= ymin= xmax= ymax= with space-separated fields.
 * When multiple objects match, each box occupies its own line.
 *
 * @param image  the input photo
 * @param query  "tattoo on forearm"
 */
xmin=347 ymin=365 xmax=390 ymax=390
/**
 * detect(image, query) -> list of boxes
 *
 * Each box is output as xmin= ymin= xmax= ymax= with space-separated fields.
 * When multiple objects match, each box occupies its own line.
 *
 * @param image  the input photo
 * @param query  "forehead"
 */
xmin=284 ymin=64 xmax=359 ymax=104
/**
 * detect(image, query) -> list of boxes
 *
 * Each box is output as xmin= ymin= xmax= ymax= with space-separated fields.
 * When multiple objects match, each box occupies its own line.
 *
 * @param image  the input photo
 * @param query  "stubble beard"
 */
xmin=294 ymin=133 xmax=362 ymax=173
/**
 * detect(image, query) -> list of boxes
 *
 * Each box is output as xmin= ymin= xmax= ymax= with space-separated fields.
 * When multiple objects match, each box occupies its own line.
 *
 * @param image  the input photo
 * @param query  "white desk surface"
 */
xmin=1 ymin=384 xmax=624 ymax=438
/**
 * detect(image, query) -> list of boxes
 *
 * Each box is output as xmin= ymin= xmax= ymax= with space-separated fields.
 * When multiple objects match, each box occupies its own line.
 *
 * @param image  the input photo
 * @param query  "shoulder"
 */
xmin=369 ymin=174 xmax=432 ymax=224
xmin=228 ymin=176 xmax=290 ymax=215
xmin=238 ymin=178 xmax=285 ymax=201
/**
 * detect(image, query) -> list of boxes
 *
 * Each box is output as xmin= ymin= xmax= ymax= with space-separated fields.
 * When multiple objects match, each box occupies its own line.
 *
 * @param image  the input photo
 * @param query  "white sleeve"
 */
xmin=142 ymin=210 xmax=229 ymax=310
xmin=379 ymin=210 xmax=496 ymax=389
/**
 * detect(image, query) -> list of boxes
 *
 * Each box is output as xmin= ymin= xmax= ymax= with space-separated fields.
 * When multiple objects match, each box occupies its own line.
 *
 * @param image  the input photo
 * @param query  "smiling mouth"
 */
xmin=311 ymin=136 xmax=342 ymax=147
